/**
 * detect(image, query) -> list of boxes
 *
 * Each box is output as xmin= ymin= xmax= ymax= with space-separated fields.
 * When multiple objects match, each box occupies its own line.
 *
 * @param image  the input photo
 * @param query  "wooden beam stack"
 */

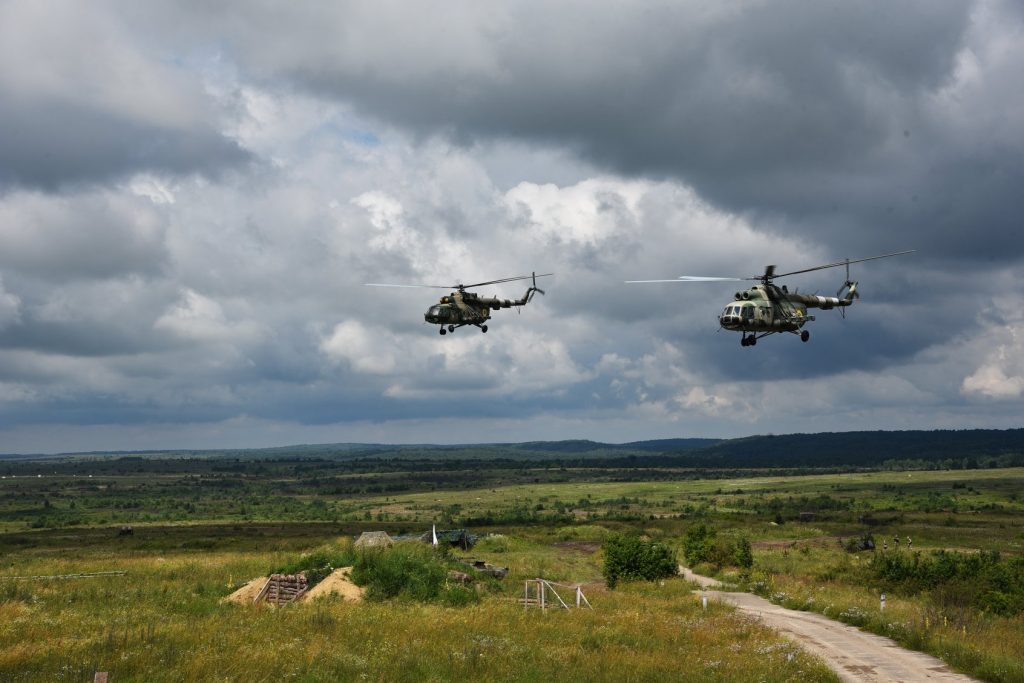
xmin=254 ymin=573 xmax=309 ymax=606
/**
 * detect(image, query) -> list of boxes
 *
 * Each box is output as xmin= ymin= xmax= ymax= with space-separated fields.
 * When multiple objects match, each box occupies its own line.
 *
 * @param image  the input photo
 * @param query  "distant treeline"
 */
xmin=662 ymin=429 xmax=1024 ymax=469
xmin=2 ymin=429 xmax=1023 ymax=471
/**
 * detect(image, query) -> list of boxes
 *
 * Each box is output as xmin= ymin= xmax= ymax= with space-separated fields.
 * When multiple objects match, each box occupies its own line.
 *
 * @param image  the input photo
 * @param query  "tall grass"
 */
xmin=747 ymin=546 xmax=1024 ymax=683
xmin=0 ymin=545 xmax=838 ymax=682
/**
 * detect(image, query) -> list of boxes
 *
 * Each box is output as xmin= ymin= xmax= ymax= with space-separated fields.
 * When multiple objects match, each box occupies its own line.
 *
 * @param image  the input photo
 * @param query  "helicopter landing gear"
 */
xmin=480 ymin=325 xmax=488 ymax=333
xmin=741 ymin=335 xmax=756 ymax=347
xmin=800 ymin=330 xmax=810 ymax=342
xmin=439 ymin=327 xmax=446 ymax=335
xmin=448 ymin=325 xmax=455 ymax=333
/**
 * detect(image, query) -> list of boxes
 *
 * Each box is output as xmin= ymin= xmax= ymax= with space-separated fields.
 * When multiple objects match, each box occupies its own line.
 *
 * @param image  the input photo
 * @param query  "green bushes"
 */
xmin=601 ymin=534 xmax=677 ymax=588
xmin=869 ymin=550 xmax=1024 ymax=616
xmin=734 ymin=536 xmax=754 ymax=570
xmin=272 ymin=542 xmax=355 ymax=588
xmin=682 ymin=524 xmax=716 ymax=566
xmin=682 ymin=525 xmax=753 ymax=572
xmin=270 ymin=540 xmax=482 ymax=605
xmin=352 ymin=542 xmax=480 ymax=606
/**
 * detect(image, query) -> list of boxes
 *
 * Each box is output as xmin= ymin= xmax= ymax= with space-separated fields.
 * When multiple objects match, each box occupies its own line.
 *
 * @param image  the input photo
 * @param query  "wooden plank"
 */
xmin=253 ymin=578 xmax=272 ymax=604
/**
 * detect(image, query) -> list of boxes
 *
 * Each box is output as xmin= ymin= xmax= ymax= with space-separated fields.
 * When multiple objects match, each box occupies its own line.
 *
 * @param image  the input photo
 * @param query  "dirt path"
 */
xmin=681 ymin=568 xmax=978 ymax=683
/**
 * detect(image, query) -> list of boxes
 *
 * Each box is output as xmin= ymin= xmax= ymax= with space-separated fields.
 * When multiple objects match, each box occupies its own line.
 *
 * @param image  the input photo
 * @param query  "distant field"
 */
xmin=1 ymin=459 xmax=1021 ymax=681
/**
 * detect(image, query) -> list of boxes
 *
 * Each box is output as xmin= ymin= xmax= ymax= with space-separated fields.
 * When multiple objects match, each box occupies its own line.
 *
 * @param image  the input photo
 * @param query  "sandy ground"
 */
xmin=222 ymin=577 xmax=269 ymax=605
xmin=303 ymin=567 xmax=363 ymax=602
xmin=681 ymin=567 xmax=979 ymax=683
xmin=222 ymin=567 xmax=362 ymax=605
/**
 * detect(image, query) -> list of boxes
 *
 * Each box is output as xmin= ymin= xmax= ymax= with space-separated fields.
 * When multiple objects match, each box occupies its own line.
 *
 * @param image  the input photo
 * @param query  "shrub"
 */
xmin=272 ymin=542 xmax=355 ymax=588
xmin=683 ymin=524 xmax=716 ymax=566
xmin=734 ymin=536 xmax=754 ymax=569
xmin=602 ymin=533 xmax=678 ymax=589
xmin=869 ymin=549 xmax=1024 ymax=616
xmin=351 ymin=542 xmax=480 ymax=605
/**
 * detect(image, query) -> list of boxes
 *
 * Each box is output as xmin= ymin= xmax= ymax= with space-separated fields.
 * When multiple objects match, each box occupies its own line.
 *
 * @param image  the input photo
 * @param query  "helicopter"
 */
xmin=365 ymin=272 xmax=552 ymax=335
xmin=626 ymin=251 xmax=913 ymax=347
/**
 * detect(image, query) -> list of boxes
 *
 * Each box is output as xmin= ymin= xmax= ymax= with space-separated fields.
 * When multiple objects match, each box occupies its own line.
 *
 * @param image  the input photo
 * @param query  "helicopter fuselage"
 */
xmin=424 ymin=288 xmax=535 ymax=334
xmin=719 ymin=284 xmax=854 ymax=341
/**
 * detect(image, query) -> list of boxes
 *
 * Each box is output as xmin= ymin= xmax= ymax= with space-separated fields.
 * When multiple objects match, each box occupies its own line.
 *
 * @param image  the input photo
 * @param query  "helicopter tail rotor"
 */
xmin=837 ymin=280 xmax=859 ymax=302
xmin=526 ymin=271 xmax=546 ymax=302
xmin=837 ymin=280 xmax=859 ymax=318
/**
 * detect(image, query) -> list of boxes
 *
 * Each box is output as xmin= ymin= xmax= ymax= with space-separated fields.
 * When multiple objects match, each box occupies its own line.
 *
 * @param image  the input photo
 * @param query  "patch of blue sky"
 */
xmin=317 ymin=120 xmax=381 ymax=147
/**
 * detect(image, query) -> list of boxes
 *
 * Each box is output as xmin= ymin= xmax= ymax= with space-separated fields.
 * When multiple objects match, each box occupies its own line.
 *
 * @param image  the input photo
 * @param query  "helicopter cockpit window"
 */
xmin=428 ymin=305 xmax=447 ymax=320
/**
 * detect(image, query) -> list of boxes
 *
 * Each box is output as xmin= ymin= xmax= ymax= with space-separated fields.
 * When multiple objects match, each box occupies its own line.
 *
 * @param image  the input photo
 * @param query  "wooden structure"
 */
xmin=521 ymin=579 xmax=592 ymax=611
xmin=253 ymin=573 xmax=309 ymax=606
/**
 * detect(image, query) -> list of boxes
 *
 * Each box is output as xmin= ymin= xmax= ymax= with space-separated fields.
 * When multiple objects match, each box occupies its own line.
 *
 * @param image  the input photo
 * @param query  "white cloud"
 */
xmin=962 ymin=322 xmax=1024 ymax=399
xmin=154 ymin=289 xmax=261 ymax=345
xmin=0 ymin=278 xmax=20 ymax=329
xmin=321 ymin=320 xmax=398 ymax=375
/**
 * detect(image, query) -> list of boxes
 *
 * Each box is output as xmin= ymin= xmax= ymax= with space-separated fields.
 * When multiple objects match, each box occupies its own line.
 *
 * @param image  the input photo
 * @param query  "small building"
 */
xmin=354 ymin=531 xmax=394 ymax=549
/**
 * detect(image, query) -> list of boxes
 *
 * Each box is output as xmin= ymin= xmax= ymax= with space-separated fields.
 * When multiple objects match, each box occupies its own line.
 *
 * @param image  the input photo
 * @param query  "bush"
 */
xmin=602 ymin=534 xmax=678 ymax=589
xmin=683 ymin=524 xmax=716 ymax=566
xmin=272 ymin=542 xmax=355 ymax=588
xmin=351 ymin=542 xmax=480 ymax=605
xmin=869 ymin=549 xmax=1024 ymax=616
xmin=734 ymin=537 xmax=754 ymax=569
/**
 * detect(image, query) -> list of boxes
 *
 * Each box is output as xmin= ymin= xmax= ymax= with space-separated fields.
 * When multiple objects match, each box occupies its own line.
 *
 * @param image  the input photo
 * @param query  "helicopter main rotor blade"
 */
xmin=768 ymin=250 xmax=915 ymax=279
xmin=363 ymin=283 xmax=454 ymax=289
xmin=626 ymin=276 xmax=743 ymax=283
xmin=459 ymin=273 xmax=554 ymax=289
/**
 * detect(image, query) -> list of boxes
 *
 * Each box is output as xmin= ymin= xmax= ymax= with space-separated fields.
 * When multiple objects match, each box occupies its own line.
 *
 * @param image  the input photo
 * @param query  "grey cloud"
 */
xmin=0 ymin=100 xmax=252 ymax=192
xmin=0 ymin=1 xmax=251 ymax=192
xmin=183 ymin=1 xmax=1022 ymax=263
xmin=0 ymin=190 xmax=169 ymax=281
xmin=2 ymin=2 xmax=1022 ymax=451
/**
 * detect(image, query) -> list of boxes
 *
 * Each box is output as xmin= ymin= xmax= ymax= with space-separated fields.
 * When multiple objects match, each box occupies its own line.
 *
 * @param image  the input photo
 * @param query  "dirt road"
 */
xmin=681 ymin=568 xmax=978 ymax=683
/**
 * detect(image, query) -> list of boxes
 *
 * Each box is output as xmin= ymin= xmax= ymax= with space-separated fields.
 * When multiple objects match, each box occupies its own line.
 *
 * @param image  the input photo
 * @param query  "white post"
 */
xmin=880 ymin=593 xmax=886 ymax=611
xmin=541 ymin=580 xmax=546 ymax=611
xmin=576 ymin=586 xmax=581 ymax=608
xmin=702 ymin=595 xmax=708 ymax=611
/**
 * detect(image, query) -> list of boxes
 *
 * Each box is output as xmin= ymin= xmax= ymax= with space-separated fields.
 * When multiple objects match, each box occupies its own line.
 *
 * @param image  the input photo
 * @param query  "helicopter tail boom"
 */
xmin=786 ymin=292 xmax=855 ymax=310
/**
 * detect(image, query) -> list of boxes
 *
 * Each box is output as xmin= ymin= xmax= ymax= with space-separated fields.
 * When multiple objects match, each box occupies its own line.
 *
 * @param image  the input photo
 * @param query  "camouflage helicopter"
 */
xmin=365 ymin=272 xmax=551 ymax=335
xmin=626 ymin=251 xmax=913 ymax=347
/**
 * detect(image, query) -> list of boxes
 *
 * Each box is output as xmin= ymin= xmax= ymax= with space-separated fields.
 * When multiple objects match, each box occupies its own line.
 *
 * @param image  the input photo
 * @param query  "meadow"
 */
xmin=1 ymin=457 xmax=1021 ymax=681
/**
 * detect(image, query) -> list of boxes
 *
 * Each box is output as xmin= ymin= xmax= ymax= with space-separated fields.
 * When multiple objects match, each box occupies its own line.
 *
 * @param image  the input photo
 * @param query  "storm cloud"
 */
xmin=0 ymin=1 xmax=1021 ymax=452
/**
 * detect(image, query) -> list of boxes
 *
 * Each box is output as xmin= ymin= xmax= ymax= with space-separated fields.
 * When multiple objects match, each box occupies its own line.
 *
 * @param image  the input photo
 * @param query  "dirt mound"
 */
xmin=222 ymin=568 xmax=363 ymax=605
xmin=222 ymin=577 xmax=269 ymax=604
xmin=304 ymin=567 xmax=363 ymax=603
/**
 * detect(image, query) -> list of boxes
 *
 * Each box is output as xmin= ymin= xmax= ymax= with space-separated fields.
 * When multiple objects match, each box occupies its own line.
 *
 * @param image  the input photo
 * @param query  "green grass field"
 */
xmin=1 ymin=462 xmax=1021 ymax=681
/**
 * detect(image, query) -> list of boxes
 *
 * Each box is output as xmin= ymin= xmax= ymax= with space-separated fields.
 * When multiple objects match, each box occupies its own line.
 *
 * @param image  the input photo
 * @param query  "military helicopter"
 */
xmin=626 ymin=251 xmax=913 ymax=347
xmin=365 ymin=272 xmax=551 ymax=335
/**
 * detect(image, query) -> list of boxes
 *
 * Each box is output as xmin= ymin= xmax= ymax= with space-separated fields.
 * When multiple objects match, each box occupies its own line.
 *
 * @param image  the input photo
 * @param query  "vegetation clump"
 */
xmin=682 ymin=524 xmax=753 ymax=571
xmin=870 ymin=549 xmax=1024 ymax=616
xmin=601 ymin=533 xmax=677 ymax=588
xmin=351 ymin=542 xmax=480 ymax=606
xmin=272 ymin=543 xmax=355 ymax=588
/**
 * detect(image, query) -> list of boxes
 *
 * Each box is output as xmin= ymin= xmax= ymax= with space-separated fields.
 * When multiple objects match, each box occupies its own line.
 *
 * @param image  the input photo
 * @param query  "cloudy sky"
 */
xmin=1 ymin=0 xmax=1022 ymax=453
